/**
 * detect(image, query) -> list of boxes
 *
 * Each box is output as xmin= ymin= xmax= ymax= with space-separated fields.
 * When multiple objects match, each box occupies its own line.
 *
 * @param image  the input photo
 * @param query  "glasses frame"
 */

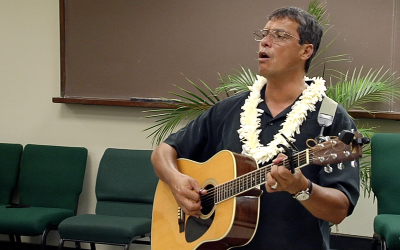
xmin=254 ymin=29 xmax=301 ymax=43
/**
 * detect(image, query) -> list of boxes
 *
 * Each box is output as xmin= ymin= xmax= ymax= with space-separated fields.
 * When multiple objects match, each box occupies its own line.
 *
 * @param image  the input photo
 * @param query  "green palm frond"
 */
xmin=325 ymin=66 xmax=400 ymax=197
xmin=326 ymin=67 xmax=400 ymax=111
xmin=308 ymin=0 xmax=329 ymax=25
xmin=143 ymin=77 xmax=224 ymax=146
xmin=307 ymin=26 xmax=350 ymax=77
xmin=307 ymin=0 xmax=351 ymax=78
xmin=356 ymin=126 xmax=374 ymax=197
xmin=216 ymin=66 xmax=257 ymax=96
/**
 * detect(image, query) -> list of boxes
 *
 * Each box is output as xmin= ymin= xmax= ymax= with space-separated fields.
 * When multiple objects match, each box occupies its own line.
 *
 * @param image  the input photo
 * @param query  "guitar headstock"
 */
xmin=308 ymin=130 xmax=370 ymax=172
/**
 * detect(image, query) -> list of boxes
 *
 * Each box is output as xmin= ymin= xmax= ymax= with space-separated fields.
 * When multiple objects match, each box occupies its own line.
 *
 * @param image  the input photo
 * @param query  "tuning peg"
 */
xmin=324 ymin=165 xmax=333 ymax=173
xmin=351 ymin=161 xmax=357 ymax=168
xmin=355 ymin=137 xmax=370 ymax=146
xmin=337 ymin=163 xmax=344 ymax=170
xmin=343 ymin=151 xmax=350 ymax=157
xmin=338 ymin=130 xmax=354 ymax=145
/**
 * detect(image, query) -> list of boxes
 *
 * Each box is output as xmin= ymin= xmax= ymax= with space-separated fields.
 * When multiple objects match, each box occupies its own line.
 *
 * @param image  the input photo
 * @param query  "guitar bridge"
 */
xmin=178 ymin=207 xmax=185 ymax=233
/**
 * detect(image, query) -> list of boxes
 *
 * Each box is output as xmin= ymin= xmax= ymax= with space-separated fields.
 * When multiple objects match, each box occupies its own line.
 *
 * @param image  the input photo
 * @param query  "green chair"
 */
xmin=0 ymin=143 xmax=23 ymax=205
xmin=371 ymin=133 xmax=400 ymax=250
xmin=0 ymin=143 xmax=23 ymax=244
xmin=0 ymin=144 xmax=88 ymax=250
xmin=58 ymin=148 xmax=158 ymax=250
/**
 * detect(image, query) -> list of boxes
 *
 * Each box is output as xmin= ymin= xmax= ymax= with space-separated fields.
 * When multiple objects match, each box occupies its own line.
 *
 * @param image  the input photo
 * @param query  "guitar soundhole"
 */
xmin=200 ymin=184 xmax=215 ymax=217
xmin=185 ymin=184 xmax=215 ymax=243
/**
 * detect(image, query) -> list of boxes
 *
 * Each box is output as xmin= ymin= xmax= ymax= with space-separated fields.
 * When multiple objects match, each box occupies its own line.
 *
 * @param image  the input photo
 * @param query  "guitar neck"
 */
xmin=214 ymin=149 xmax=311 ymax=204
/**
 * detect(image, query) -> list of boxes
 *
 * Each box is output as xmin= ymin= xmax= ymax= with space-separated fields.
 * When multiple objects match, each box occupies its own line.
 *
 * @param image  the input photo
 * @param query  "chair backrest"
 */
xmin=18 ymin=144 xmax=88 ymax=212
xmin=0 ymin=143 xmax=23 ymax=205
xmin=371 ymin=133 xmax=400 ymax=215
xmin=95 ymin=148 xmax=158 ymax=219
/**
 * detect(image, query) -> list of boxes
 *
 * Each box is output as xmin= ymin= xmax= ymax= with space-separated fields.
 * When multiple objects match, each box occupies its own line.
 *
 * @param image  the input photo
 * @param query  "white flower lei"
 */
xmin=237 ymin=75 xmax=326 ymax=165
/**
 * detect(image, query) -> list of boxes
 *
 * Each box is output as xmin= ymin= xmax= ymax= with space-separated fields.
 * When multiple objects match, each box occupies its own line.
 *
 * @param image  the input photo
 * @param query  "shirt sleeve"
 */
xmin=164 ymin=107 xmax=213 ymax=161
xmin=164 ymin=92 xmax=248 ymax=162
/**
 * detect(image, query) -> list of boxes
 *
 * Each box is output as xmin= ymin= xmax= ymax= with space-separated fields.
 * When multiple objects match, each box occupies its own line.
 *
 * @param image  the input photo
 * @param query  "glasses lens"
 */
xmin=272 ymin=30 xmax=286 ymax=42
xmin=254 ymin=29 xmax=294 ymax=43
xmin=254 ymin=30 xmax=264 ymax=41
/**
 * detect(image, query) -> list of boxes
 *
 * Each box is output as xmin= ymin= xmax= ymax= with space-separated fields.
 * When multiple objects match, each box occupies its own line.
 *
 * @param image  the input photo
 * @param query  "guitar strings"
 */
xmin=198 ymin=144 xmax=346 ymax=208
xmin=199 ymin=153 xmax=303 ymax=207
xmin=200 ymin=140 xmax=352 ymax=207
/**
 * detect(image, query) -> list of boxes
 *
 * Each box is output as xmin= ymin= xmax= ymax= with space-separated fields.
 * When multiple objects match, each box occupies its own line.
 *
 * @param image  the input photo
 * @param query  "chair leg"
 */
xmin=124 ymin=243 xmax=130 ymax=250
xmin=372 ymin=236 xmax=379 ymax=250
xmin=41 ymin=228 xmax=50 ymax=250
xmin=41 ymin=225 xmax=58 ymax=250
xmin=75 ymin=241 xmax=82 ymax=249
xmin=59 ymin=239 xmax=65 ymax=250
xmin=8 ymin=235 xmax=15 ymax=243
xmin=15 ymin=235 xmax=21 ymax=249
xmin=8 ymin=235 xmax=17 ymax=250
xmin=90 ymin=242 xmax=96 ymax=250
xmin=380 ymin=238 xmax=387 ymax=250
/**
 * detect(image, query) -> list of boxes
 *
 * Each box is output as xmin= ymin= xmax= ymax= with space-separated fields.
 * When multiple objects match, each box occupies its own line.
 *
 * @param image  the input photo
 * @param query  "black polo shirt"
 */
xmin=165 ymin=85 xmax=359 ymax=250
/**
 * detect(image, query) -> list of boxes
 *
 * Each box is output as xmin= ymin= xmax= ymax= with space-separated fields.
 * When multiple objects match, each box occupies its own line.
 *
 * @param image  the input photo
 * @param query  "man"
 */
xmin=151 ymin=6 xmax=359 ymax=250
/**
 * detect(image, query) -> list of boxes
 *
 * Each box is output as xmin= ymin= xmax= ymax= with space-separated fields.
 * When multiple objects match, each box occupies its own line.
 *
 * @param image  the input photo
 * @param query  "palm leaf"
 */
xmin=216 ymin=66 xmax=257 ymax=96
xmin=326 ymin=67 xmax=400 ymax=111
xmin=307 ymin=0 xmax=351 ymax=78
xmin=357 ymin=127 xmax=374 ymax=198
xmin=308 ymin=0 xmax=329 ymax=25
xmin=325 ymin=67 xmax=400 ymax=197
xmin=143 ymin=77 xmax=224 ymax=146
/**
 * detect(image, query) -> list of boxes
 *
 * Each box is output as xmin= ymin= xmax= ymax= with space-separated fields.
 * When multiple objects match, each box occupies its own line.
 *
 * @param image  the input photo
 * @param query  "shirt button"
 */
xmin=268 ymin=122 xmax=273 ymax=126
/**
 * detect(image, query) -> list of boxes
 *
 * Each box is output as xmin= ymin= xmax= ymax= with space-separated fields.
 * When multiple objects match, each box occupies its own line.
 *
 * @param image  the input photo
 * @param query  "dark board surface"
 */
xmin=60 ymin=0 xmax=400 ymax=112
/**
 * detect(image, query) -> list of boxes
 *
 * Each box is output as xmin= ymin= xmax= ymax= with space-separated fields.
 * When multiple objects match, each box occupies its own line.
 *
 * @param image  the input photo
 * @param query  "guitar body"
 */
xmin=152 ymin=150 xmax=262 ymax=250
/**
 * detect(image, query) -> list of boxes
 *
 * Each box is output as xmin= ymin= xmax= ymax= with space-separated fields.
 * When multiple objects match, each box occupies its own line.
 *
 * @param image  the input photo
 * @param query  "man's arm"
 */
xmin=151 ymin=142 xmax=205 ymax=217
xmin=266 ymin=154 xmax=350 ymax=224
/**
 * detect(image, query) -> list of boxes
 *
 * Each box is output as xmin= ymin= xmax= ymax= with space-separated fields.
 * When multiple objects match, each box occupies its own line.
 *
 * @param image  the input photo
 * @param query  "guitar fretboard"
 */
xmin=213 ymin=149 xmax=311 ymax=204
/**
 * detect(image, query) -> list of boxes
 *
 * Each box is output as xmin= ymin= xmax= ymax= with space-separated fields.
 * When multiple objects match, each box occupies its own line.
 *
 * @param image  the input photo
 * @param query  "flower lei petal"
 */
xmin=238 ymin=75 xmax=326 ymax=165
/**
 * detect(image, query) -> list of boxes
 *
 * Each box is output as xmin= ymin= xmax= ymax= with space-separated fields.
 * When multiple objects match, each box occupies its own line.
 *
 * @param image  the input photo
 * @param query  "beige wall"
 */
xmin=1 ymin=1 xmax=399 ymax=248
xmin=0 ymin=1 xmax=155 ymax=249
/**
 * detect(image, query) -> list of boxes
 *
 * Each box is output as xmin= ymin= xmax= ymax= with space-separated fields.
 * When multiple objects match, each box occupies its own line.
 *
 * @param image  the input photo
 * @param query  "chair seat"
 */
xmin=374 ymin=214 xmax=400 ymax=249
xmin=58 ymin=214 xmax=151 ymax=244
xmin=0 ymin=205 xmax=74 ymax=235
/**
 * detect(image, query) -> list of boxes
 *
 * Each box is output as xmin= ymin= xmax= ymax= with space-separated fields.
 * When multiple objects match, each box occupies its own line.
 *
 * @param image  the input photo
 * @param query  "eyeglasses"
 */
xmin=254 ymin=29 xmax=300 ymax=43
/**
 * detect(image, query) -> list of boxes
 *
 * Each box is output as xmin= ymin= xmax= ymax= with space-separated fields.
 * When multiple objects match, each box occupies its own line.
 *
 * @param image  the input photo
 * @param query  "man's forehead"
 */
xmin=264 ymin=18 xmax=299 ymax=31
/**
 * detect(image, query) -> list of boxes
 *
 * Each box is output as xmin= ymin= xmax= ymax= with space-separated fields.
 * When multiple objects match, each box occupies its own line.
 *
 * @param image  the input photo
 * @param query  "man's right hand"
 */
xmin=151 ymin=143 xmax=207 ymax=217
xmin=169 ymin=173 xmax=207 ymax=217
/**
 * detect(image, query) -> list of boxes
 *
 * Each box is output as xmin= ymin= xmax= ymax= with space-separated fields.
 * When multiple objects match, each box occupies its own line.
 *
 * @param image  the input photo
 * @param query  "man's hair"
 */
xmin=269 ymin=6 xmax=323 ymax=73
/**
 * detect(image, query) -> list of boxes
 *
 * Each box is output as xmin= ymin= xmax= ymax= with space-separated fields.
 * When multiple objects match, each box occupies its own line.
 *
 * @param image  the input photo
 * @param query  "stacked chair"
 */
xmin=0 ymin=143 xmax=23 ymax=244
xmin=58 ymin=148 xmax=158 ymax=250
xmin=0 ymin=144 xmax=88 ymax=249
xmin=0 ymin=143 xmax=23 ymax=205
xmin=371 ymin=133 xmax=400 ymax=250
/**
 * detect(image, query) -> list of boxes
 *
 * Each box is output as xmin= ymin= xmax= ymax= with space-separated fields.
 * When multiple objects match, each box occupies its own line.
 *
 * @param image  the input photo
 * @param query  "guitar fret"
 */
xmin=214 ymin=149 xmax=312 ymax=204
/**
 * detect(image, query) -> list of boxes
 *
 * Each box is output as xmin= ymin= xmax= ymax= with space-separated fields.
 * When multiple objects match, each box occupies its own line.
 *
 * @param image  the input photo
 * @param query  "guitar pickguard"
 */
xmin=185 ymin=182 xmax=217 ymax=242
xmin=186 ymin=213 xmax=215 ymax=242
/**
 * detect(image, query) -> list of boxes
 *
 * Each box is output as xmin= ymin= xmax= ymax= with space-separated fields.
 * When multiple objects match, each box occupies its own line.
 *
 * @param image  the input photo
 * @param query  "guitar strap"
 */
xmin=318 ymin=96 xmax=337 ymax=127
xmin=278 ymin=95 xmax=338 ymax=169
xmin=316 ymin=96 xmax=337 ymax=141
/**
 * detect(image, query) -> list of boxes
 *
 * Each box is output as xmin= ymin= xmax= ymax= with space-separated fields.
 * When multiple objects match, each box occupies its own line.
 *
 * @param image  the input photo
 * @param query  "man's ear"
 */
xmin=301 ymin=44 xmax=314 ymax=61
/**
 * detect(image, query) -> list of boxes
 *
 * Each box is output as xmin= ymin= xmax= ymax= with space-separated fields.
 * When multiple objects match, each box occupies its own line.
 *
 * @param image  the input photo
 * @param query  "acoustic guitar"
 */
xmin=152 ymin=131 xmax=369 ymax=250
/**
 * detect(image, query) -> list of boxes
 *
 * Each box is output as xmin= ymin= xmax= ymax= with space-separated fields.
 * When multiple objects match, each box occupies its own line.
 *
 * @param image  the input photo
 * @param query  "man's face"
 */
xmin=258 ymin=18 xmax=309 ymax=78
